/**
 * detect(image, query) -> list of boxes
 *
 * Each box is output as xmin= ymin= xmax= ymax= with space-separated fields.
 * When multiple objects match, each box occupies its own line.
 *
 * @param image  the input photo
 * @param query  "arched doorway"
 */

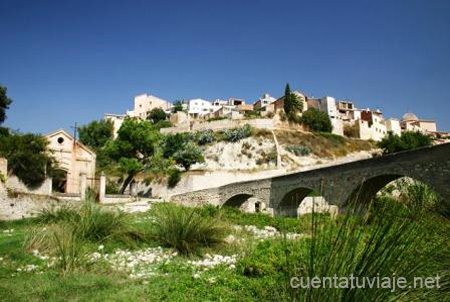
xmin=51 ymin=169 xmax=68 ymax=193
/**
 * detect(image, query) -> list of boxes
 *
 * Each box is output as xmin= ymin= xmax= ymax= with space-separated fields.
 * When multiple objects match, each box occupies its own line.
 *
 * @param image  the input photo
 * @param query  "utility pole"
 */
xmin=70 ymin=122 xmax=78 ymax=148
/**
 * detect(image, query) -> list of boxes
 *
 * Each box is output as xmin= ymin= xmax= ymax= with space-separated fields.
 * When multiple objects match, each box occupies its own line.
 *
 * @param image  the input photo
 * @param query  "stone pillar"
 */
xmin=47 ymin=177 xmax=52 ymax=196
xmin=99 ymin=172 xmax=106 ymax=203
xmin=130 ymin=180 xmax=137 ymax=196
xmin=80 ymin=173 xmax=87 ymax=201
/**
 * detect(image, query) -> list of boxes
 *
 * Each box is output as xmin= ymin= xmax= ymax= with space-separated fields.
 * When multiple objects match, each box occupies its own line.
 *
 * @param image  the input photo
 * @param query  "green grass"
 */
xmin=148 ymin=203 xmax=229 ymax=256
xmin=0 ymin=191 xmax=448 ymax=301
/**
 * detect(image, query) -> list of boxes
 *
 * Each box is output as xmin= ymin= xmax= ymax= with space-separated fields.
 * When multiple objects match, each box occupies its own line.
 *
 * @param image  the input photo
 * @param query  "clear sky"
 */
xmin=1 ymin=0 xmax=449 ymax=134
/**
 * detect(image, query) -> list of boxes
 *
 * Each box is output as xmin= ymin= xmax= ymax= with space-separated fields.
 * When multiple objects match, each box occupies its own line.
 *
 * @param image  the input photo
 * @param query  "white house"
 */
xmin=188 ymin=98 xmax=213 ymax=118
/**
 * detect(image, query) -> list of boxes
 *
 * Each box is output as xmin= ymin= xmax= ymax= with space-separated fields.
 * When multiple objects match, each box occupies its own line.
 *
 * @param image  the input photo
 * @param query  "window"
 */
xmin=57 ymin=137 xmax=64 ymax=144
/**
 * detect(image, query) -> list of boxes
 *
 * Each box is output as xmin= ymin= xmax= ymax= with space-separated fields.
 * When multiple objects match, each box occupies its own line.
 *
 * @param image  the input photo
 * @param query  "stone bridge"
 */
xmin=170 ymin=143 xmax=450 ymax=216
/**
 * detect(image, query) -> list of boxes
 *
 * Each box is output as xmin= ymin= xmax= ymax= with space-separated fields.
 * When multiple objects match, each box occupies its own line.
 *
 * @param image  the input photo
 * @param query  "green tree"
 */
xmin=0 ymin=86 xmax=13 ymax=124
xmin=173 ymin=142 xmax=205 ymax=171
xmin=162 ymin=133 xmax=192 ymax=158
xmin=172 ymin=101 xmax=184 ymax=113
xmin=148 ymin=108 xmax=167 ymax=124
xmin=78 ymin=119 xmax=113 ymax=150
xmin=290 ymin=93 xmax=304 ymax=112
xmin=378 ymin=131 xmax=432 ymax=154
xmin=300 ymin=108 xmax=333 ymax=132
xmin=283 ymin=83 xmax=292 ymax=115
xmin=162 ymin=133 xmax=204 ymax=171
xmin=0 ymin=132 xmax=56 ymax=188
xmin=105 ymin=118 xmax=160 ymax=193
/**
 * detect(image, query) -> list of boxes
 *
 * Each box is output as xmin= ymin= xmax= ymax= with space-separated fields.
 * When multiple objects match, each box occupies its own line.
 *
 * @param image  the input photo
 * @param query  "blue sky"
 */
xmin=1 ymin=0 xmax=449 ymax=134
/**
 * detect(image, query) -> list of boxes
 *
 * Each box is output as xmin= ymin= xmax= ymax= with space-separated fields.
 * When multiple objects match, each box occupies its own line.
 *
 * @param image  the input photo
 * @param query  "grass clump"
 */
xmin=285 ymin=145 xmax=311 ymax=156
xmin=26 ymin=198 xmax=145 ymax=274
xmin=36 ymin=200 xmax=144 ymax=244
xmin=148 ymin=203 xmax=229 ymax=256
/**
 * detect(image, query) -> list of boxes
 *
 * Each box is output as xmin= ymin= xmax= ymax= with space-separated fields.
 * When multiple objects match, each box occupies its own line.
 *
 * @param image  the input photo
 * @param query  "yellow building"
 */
xmin=45 ymin=129 xmax=96 ymax=194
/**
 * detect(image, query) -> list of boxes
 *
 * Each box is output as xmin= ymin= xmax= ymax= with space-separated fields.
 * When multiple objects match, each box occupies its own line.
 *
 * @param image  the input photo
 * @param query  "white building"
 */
xmin=254 ymin=93 xmax=276 ymax=108
xmin=385 ymin=118 xmax=402 ymax=136
xmin=188 ymin=98 xmax=213 ymax=118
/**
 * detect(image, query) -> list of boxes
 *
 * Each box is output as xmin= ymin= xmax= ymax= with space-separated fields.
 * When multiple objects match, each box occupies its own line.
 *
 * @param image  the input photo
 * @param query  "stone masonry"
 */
xmin=170 ymin=143 xmax=450 ymax=216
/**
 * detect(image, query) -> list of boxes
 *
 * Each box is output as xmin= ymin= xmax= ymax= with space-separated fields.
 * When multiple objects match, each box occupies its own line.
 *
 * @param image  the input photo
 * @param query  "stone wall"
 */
xmin=135 ymin=169 xmax=287 ymax=200
xmin=6 ymin=176 xmax=52 ymax=195
xmin=160 ymin=118 xmax=273 ymax=134
xmin=0 ymin=182 xmax=63 ymax=220
xmin=0 ymin=158 xmax=6 ymax=178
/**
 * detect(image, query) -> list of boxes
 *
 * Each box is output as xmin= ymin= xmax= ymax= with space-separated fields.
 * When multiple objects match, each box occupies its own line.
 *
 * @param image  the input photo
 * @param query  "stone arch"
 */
xmin=222 ymin=193 xmax=254 ymax=208
xmin=276 ymin=187 xmax=317 ymax=217
xmin=345 ymin=173 xmax=445 ymax=208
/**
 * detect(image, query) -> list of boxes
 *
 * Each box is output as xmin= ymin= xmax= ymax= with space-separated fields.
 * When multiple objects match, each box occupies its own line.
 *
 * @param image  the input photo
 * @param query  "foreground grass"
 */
xmin=0 ymin=198 xmax=448 ymax=301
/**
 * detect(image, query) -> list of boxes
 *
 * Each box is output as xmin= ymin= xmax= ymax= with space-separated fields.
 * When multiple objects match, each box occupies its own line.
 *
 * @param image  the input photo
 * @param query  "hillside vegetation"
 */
xmin=275 ymin=130 xmax=376 ymax=158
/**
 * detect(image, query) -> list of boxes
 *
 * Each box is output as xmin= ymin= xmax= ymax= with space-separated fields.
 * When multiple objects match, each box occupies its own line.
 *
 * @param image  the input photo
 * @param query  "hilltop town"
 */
xmin=104 ymin=89 xmax=444 ymax=141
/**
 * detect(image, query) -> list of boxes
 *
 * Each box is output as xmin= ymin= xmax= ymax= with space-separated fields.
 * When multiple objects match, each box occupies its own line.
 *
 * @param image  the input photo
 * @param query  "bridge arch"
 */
xmin=345 ymin=173 xmax=445 ymax=207
xmin=223 ymin=193 xmax=254 ymax=208
xmin=275 ymin=187 xmax=319 ymax=217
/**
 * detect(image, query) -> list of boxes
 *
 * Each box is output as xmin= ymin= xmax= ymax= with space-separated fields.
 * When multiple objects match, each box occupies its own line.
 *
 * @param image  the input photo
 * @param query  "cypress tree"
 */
xmin=283 ymin=83 xmax=292 ymax=114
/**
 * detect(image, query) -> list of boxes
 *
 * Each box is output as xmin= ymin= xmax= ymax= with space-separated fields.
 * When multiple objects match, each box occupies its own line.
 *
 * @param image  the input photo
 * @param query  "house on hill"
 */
xmin=45 ymin=129 xmax=96 ymax=194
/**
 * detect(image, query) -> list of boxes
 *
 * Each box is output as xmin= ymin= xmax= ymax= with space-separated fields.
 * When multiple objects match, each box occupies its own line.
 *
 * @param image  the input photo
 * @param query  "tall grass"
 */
xmin=36 ymin=199 xmax=144 ymax=244
xmin=26 ymin=198 xmax=145 ymax=274
xmin=289 ymin=197 xmax=447 ymax=301
xmin=149 ymin=203 xmax=229 ymax=256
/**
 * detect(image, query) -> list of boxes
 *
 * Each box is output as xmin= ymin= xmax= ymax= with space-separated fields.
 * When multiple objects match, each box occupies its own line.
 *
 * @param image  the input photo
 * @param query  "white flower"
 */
xmin=98 ymin=245 xmax=104 ymax=251
xmin=193 ymin=273 xmax=200 ymax=279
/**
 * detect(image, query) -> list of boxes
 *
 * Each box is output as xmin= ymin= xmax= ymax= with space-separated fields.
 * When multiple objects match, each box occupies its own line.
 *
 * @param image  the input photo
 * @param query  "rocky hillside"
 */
xmin=195 ymin=129 xmax=378 ymax=172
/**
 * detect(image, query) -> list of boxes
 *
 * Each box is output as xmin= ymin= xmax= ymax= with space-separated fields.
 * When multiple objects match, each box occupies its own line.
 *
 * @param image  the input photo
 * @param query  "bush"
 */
xmin=148 ymin=108 xmax=167 ymax=124
xmin=167 ymin=169 xmax=181 ymax=188
xmin=343 ymin=123 xmax=359 ymax=138
xmin=148 ymin=203 xmax=229 ymax=256
xmin=196 ymin=130 xmax=215 ymax=145
xmin=378 ymin=131 xmax=433 ymax=154
xmin=207 ymin=116 xmax=227 ymax=122
xmin=300 ymin=109 xmax=332 ymax=132
xmin=173 ymin=142 xmax=205 ymax=171
xmin=390 ymin=178 xmax=448 ymax=216
xmin=153 ymin=120 xmax=173 ymax=130
xmin=285 ymin=145 xmax=311 ymax=156
xmin=222 ymin=125 xmax=253 ymax=143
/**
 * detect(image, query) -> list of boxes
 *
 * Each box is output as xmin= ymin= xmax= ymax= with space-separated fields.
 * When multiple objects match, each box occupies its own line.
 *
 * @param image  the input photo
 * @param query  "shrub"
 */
xmin=105 ymin=180 xmax=121 ymax=194
xmin=222 ymin=125 xmax=253 ymax=143
xmin=196 ymin=130 xmax=215 ymax=145
xmin=162 ymin=133 xmax=193 ymax=158
xmin=300 ymin=109 xmax=332 ymax=132
xmin=391 ymin=178 xmax=448 ymax=216
xmin=153 ymin=120 xmax=173 ymax=130
xmin=378 ymin=131 xmax=433 ymax=154
xmin=343 ymin=123 xmax=359 ymax=138
xmin=285 ymin=145 xmax=311 ymax=156
xmin=148 ymin=203 xmax=229 ymax=256
xmin=207 ymin=116 xmax=227 ymax=122
xmin=173 ymin=142 xmax=205 ymax=171
xmin=147 ymin=108 xmax=167 ymax=124
xmin=167 ymin=169 xmax=181 ymax=188
xmin=266 ymin=111 xmax=275 ymax=118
